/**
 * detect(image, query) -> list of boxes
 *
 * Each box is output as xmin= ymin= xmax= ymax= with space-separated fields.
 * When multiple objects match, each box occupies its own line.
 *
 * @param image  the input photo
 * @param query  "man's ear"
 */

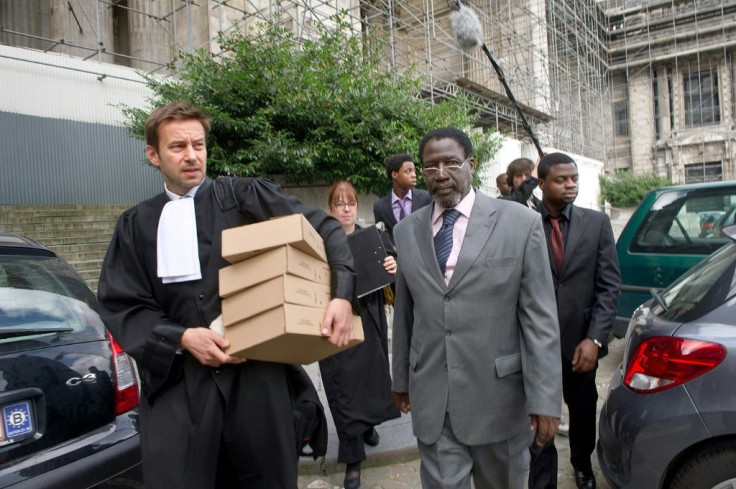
xmin=146 ymin=145 xmax=160 ymax=168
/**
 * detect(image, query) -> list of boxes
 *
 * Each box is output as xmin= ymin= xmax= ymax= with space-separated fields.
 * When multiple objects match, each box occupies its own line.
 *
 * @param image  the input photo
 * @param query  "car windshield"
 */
xmin=651 ymin=241 xmax=736 ymax=322
xmin=0 ymin=255 xmax=105 ymax=348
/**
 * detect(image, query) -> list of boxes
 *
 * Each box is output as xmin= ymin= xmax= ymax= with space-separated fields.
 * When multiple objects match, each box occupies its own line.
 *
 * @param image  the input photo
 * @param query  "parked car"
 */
xmin=597 ymin=224 xmax=736 ymax=489
xmin=614 ymin=180 xmax=736 ymax=337
xmin=0 ymin=232 xmax=141 ymax=488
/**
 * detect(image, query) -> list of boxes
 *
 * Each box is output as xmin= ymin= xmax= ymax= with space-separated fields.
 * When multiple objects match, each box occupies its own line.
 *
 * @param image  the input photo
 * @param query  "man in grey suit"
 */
xmin=373 ymin=153 xmax=432 ymax=243
xmin=391 ymin=128 xmax=562 ymax=489
xmin=534 ymin=153 xmax=621 ymax=489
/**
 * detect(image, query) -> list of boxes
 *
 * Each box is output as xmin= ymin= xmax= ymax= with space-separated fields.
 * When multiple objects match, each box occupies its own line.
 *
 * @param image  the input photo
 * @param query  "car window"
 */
xmin=651 ymin=242 xmax=736 ymax=322
xmin=632 ymin=188 xmax=736 ymax=254
xmin=0 ymin=255 xmax=105 ymax=350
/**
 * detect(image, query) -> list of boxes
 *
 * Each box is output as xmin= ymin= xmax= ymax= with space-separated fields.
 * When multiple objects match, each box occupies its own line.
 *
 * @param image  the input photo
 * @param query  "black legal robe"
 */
xmin=318 ymin=225 xmax=400 ymax=464
xmin=97 ymin=177 xmax=355 ymax=489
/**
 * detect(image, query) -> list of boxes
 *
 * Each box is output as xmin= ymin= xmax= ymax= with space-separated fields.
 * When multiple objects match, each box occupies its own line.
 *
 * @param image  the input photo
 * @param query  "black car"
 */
xmin=0 ymin=232 xmax=141 ymax=488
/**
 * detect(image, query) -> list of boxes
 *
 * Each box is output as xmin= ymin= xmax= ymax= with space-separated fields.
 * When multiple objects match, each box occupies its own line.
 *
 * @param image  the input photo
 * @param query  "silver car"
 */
xmin=597 ymin=225 xmax=736 ymax=489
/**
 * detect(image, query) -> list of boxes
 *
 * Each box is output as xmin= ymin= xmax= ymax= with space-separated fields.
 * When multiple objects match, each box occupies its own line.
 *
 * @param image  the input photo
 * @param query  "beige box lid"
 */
xmin=222 ymin=214 xmax=327 ymax=263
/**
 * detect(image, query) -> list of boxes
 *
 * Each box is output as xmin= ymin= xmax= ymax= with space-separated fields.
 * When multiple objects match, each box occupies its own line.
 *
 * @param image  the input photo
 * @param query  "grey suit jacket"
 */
xmin=373 ymin=188 xmax=432 ymax=242
xmin=392 ymin=191 xmax=562 ymax=446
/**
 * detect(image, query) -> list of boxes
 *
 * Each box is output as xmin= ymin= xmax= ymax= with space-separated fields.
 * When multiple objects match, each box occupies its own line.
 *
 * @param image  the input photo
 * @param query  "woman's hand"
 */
xmin=383 ymin=256 xmax=397 ymax=275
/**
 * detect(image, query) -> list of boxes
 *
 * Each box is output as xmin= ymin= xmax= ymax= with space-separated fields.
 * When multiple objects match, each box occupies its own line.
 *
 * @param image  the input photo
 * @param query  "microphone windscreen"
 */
xmin=450 ymin=4 xmax=483 ymax=52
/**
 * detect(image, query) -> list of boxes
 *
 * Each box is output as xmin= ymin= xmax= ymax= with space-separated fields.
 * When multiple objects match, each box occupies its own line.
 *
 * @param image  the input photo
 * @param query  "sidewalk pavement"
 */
xmin=298 ymin=337 xmax=625 ymax=489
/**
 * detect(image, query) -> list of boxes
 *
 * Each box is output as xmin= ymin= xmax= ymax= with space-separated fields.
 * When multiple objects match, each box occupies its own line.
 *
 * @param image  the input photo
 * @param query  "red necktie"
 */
xmin=549 ymin=216 xmax=565 ymax=274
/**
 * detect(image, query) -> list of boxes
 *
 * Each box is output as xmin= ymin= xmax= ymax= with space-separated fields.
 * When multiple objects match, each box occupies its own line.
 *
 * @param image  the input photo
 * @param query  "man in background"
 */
xmin=373 ymin=153 xmax=431 ymax=243
xmin=501 ymin=157 xmax=540 ymax=208
xmin=496 ymin=172 xmax=512 ymax=196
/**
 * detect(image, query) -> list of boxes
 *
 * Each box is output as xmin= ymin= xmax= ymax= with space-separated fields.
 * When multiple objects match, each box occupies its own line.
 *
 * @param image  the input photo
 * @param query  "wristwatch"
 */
xmin=590 ymin=338 xmax=603 ymax=349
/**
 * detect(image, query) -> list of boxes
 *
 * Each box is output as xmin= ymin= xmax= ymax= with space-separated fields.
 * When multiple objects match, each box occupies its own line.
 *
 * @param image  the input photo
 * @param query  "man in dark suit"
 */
xmin=535 ymin=153 xmax=621 ymax=489
xmin=372 ymin=153 xmax=431 ymax=242
xmin=391 ymin=128 xmax=562 ymax=489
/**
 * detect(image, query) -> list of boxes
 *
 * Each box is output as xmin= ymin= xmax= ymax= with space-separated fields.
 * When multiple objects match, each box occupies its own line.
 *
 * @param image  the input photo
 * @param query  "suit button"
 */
xmin=444 ymin=296 xmax=450 ymax=302
xmin=199 ymin=294 xmax=205 ymax=300
xmin=445 ymin=330 xmax=452 ymax=336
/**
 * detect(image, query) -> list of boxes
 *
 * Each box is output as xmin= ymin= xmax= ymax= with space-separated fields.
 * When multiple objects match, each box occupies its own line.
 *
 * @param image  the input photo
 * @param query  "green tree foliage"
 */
xmin=599 ymin=172 xmax=671 ymax=207
xmin=121 ymin=16 xmax=500 ymax=195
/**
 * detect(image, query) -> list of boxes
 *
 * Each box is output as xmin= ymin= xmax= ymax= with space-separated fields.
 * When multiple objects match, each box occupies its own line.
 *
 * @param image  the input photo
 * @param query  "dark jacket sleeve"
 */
xmin=588 ymin=213 xmax=622 ymax=357
xmin=97 ymin=209 xmax=185 ymax=400
xmin=229 ymin=178 xmax=356 ymax=301
xmin=500 ymin=176 xmax=538 ymax=205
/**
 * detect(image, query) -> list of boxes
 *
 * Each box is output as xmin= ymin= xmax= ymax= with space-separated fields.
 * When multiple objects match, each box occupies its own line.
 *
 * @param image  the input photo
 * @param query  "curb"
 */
xmin=298 ymin=445 xmax=420 ymax=475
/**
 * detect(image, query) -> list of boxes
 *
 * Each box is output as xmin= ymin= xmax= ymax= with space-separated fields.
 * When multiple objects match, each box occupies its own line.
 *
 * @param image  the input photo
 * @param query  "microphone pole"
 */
xmin=449 ymin=0 xmax=545 ymax=158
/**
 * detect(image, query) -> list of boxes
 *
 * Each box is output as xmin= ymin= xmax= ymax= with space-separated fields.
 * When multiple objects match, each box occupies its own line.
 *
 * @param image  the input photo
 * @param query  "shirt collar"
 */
xmin=392 ymin=189 xmax=413 ymax=204
xmin=164 ymin=182 xmax=201 ymax=201
xmin=539 ymin=202 xmax=572 ymax=221
xmin=432 ymin=188 xmax=475 ymax=225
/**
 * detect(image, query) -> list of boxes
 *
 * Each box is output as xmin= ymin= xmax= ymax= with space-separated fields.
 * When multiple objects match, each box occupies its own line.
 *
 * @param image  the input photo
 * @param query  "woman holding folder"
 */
xmin=320 ymin=181 xmax=400 ymax=489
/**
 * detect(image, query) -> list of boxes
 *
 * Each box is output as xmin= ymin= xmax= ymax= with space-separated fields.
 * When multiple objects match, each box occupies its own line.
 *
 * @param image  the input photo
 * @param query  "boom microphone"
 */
xmin=448 ymin=0 xmax=545 ymax=158
xmin=450 ymin=3 xmax=483 ymax=52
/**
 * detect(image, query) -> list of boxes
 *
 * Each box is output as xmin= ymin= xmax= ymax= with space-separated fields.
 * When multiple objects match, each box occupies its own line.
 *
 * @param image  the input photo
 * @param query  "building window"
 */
xmin=614 ymin=101 xmax=629 ymax=136
xmin=683 ymin=68 xmax=720 ymax=127
xmin=685 ymin=162 xmax=723 ymax=183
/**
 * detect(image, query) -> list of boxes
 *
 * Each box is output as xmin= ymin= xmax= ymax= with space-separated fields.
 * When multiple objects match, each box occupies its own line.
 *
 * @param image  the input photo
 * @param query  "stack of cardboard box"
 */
xmin=219 ymin=214 xmax=363 ymax=364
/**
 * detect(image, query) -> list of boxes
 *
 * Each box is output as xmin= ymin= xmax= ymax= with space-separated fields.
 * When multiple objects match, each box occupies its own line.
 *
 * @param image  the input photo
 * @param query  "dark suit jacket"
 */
xmin=544 ymin=205 xmax=621 ymax=360
xmin=373 ymin=188 xmax=431 ymax=242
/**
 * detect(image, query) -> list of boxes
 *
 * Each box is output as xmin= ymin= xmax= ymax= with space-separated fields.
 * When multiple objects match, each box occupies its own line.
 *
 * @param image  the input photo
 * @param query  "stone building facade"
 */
xmin=605 ymin=0 xmax=736 ymax=183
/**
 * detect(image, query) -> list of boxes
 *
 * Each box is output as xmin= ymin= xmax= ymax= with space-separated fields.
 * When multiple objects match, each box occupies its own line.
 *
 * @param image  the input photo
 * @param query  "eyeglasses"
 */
xmin=332 ymin=201 xmax=357 ymax=209
xmin=421 ymin=156 xmax=471 ymax=175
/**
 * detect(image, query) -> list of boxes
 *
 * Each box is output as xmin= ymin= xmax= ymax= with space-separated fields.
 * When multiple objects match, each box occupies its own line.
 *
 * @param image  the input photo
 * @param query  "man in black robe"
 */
xmin=97 ymin=101 xmax=356 ymax=489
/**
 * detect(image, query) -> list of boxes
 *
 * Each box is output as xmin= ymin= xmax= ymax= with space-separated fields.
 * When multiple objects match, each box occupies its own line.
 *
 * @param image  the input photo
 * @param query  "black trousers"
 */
xmin=528 ymin=356 xmax=598 ymax=489
xmin=561 ymin=356 xmax=599 ymax=474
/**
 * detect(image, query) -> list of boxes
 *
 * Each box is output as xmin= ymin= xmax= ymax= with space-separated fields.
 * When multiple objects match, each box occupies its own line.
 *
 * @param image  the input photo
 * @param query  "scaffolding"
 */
xmin=601 ymin=0 xmax=736 ymax=182
xmin=4 ymin=1 xmax=734 ymax=178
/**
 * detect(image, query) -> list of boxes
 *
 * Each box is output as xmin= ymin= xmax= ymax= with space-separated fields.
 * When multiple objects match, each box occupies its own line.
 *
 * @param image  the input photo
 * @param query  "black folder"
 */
xmin=347 ymin=226 xmax=395 ymax=298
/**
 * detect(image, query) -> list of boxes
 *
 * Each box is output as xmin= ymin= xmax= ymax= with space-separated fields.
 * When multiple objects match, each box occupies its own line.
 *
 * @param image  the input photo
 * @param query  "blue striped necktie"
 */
xmin=434 ymin=209 xmax=461 ymax=275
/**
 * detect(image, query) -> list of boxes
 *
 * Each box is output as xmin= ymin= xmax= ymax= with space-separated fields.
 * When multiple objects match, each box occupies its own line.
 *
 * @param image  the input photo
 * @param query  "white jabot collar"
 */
xmin=157 ymin=183 xmax=202 ymax=284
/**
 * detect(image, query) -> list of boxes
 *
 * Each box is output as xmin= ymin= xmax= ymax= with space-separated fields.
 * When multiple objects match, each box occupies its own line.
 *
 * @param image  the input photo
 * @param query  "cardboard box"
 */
xmin=225 ymin=304 xmax=364 ymax=364
xmin=219 ymin=245 xmax=330 ymax=299
xmin=222 ymin=214 xmax=327 ymax=264
xmin=222 ymin=274 xmax=332 ymax=326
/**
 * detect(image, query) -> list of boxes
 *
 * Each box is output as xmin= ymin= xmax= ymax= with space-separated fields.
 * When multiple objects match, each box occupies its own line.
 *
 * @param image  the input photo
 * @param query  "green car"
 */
xmin=614 ymin=180 xmax=736 ymax=337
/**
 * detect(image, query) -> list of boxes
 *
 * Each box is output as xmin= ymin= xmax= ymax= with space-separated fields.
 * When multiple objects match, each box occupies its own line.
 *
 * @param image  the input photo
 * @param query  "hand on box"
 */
xmin=321 ymin=298 xmax=353 ymax=347
xmin=182 ymin=324 xmax=246 ymax=367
